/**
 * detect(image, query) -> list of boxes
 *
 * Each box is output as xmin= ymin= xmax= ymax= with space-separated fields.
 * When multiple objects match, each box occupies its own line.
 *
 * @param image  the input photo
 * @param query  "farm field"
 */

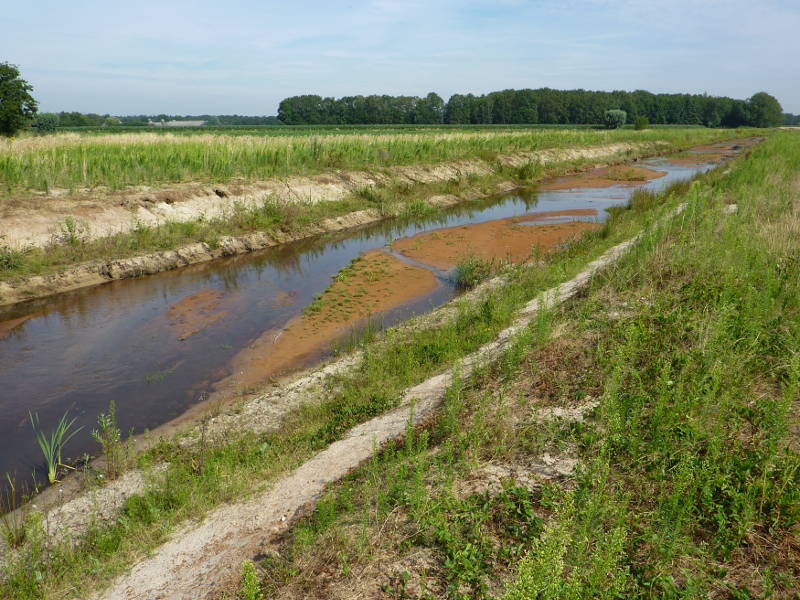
xmin=0 ymin=126 xmax=736 ymax=195
xmin=2 ymin=128 xmax=794 ymax=600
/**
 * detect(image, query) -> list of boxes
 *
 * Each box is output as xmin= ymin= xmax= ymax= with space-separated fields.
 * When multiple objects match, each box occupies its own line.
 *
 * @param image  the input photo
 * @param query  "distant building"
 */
xmin=147 ymin=120 xmax=207 ymax=127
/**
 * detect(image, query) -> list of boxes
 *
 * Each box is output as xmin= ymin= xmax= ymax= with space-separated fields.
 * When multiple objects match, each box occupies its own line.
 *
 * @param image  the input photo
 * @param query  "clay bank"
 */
xmin=0 ymin=145 xmax=747 ymax=483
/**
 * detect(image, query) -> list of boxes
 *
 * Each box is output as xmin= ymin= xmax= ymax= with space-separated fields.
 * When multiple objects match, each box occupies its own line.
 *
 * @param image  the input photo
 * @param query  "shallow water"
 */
xmin=0 ymin=155 xmax=720 ymax=483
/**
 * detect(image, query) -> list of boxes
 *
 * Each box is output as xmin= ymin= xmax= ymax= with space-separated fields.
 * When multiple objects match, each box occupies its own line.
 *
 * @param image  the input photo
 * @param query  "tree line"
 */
xmin=31 ymin=113 xmax=280 ymax=128
xmin=278 ymin=89 xmax=784 ymax=128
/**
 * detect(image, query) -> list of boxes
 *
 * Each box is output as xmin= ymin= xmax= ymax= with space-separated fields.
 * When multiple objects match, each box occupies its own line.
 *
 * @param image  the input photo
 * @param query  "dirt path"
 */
xmin=93 ymin=203 xmax=687 ymax=600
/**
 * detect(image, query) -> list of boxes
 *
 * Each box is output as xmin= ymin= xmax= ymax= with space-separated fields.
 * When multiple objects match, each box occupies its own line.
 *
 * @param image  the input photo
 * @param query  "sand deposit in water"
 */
xmin=392 ymin=209 xmax=600 ymax=270
xmin=166 ymin=288 xmax=230 ymax=340
xmin=211 ymin=250 xmax=440 ymax=397
xmin=540 ymin=165 xmax=666 ymax=190
xmin=0 ymin=314 xmax=36 ymax=339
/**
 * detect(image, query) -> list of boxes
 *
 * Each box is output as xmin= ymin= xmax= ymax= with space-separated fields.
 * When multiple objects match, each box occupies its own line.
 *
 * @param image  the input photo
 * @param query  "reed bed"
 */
xmin=0 ymin=127 xmax=739 ymax=195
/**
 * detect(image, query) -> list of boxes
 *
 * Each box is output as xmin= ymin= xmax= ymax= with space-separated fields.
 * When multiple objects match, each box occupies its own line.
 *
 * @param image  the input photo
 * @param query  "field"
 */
xmin=2 ymin=127 xmax=797 ymax=599
xmin=1 ymin=126 xmax=735 ymax=195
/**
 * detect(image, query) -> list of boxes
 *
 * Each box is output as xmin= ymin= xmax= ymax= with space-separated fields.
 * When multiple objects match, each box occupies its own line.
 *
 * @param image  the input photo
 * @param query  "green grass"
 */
xmin=0 ymin=127 xmax=747 ymax=195
xmin=0 ymin=136 xmax=705 ymax=599
xmin=219 ymin=131 xmax=800 ymax=599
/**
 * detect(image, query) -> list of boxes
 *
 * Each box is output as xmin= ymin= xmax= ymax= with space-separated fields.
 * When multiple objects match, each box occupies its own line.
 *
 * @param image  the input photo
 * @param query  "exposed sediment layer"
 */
xmin=392 ymin=209 xmax=600 ymax=269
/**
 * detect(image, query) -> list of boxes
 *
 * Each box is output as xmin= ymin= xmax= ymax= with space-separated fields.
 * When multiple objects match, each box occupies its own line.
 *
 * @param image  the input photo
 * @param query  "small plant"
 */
xmin=0 ymin=473 xmax=32 ymax=547
xmin=604 ymin=109 xmax=627 ymax=129
xmin=92 ymin=400 xmax=131 ymax=481
xmin=239 ymin=560 xmax=263 ymax=600
xmin=0 ymin=243 xmax=29 ymax=272
xmin=55 ymin=216 xmax=88 ymax=247
xmin=634 ymin=115 xmax=649 ymax=130
xmin=29 ymin=411 xmax=83 ymax=485
xmin=451 ymin=255 xmax=496 ymax=290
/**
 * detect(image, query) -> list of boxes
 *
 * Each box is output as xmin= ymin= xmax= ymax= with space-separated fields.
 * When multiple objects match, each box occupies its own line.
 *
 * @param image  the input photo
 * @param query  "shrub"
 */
xmin=451 ymin=255 xmax=496 ymax=290
xmin=604 ymin=109 xmax=627 ymax=129
xmin=634 ymin=115 xmax=649 ymax=130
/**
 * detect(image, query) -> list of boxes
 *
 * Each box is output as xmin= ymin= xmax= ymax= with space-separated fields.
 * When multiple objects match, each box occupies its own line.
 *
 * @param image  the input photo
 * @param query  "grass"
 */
xmin=451 ymin=255 xmax=499 ymax=290
xmin=0 ymin=132 xmax=706 ymax=598
xmin=214 ymin=131 xmax=800 ymax=599
xmin=0 ymin=127 xmax=747 ymax=195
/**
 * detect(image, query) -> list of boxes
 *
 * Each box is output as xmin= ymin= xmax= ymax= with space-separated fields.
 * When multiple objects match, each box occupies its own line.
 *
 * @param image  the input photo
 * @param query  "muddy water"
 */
xmin=0 ymin=151 xmax=729 ymax=483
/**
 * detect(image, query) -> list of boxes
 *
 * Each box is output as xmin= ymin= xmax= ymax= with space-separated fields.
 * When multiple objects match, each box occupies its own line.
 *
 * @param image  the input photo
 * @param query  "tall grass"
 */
xmin=0 ymin=127 xmax=746 ymax=195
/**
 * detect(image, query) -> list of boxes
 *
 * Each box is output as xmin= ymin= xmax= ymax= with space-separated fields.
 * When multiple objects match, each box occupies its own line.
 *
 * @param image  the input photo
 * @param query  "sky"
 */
xmin=2 ymin=0 xmax=799 ymax=115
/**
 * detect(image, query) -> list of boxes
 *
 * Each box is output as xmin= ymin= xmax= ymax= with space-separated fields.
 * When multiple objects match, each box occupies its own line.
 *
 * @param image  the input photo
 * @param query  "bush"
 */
xmin=634 ymin=115 xmax=649 ymax=130
xmin=604 ymin=109 xmax=627 ymax=129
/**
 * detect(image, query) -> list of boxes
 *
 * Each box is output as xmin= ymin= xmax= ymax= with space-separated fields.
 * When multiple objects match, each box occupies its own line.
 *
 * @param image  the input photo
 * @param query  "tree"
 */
xmin=604 ymin=109 xmax=627 ymax=129
xmin=747 ymin=92 xmax=783 ymax=128
xmin=32 ymin=112 xmax=59 ymax=134
xmin=0 ymin=62 xmax=37 ymax=136
xmin=634 ymin=115 xmax=649 ymax=130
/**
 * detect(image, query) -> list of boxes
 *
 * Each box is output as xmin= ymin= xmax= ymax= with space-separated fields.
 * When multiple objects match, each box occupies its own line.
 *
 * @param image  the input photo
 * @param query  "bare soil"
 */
xmin=539 ymin=165 xmax=666 ymax=190
xmin=392 ymin=209 xmax=599 ymax=270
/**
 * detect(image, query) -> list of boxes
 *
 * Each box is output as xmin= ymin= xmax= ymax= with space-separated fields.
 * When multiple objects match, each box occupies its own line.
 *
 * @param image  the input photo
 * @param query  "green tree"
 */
xmin=747 ymin=92 xmax=783 ymax=128
xmin=604 ymin=109 xmax=627 ymax=129
xmin=32 ymin=112 xmax=59 ymax=134
xmin=0 ymin=63 xmax=37 ymax=136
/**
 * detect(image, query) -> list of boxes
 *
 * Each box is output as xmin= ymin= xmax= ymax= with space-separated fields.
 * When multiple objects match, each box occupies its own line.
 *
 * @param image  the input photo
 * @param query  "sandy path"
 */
xmin=94 ymin=202 xmax=687 ymax=600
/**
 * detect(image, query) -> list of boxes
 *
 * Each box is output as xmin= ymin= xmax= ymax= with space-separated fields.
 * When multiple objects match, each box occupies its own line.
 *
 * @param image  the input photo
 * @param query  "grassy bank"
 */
xmin=0 ymin=141 xmax=710 ymax=598
xmin=220 ymin=131 xmax=800 ymax=599
xmin=0 ymin=127 xmax=742 ymax=195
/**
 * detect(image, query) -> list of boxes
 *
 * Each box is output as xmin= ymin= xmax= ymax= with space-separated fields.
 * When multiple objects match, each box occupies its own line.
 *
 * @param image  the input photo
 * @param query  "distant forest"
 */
xmin=39 ymin=113 xmax=280 ymax=127
xmin=784 ymin=113 xmax=800 ymax=126
xmin=277 ymin=89 xmax=785 ymax=128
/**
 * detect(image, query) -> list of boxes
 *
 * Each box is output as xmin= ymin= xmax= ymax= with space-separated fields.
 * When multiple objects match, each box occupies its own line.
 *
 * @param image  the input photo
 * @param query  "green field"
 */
xmin=0 ymin=127 xmax=740 ymax=195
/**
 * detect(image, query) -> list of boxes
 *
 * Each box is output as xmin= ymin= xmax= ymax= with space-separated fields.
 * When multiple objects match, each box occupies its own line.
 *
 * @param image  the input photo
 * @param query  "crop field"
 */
xmin=0 ymin=127 xmax=737 ymax=195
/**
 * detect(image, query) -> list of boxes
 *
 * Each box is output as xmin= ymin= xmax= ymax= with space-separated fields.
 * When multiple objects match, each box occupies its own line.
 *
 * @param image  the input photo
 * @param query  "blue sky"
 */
xmin=2 ymin=0 xmax=798 ymax=114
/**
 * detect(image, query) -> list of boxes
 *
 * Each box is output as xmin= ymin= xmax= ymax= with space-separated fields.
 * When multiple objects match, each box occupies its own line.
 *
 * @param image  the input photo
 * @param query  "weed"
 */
xmin=29 ymin=411 xmax=82 ymax=485
xmin=0 ymin=473 xmax=32 ymax=548
xmin=91 ymin=400 xmax=133 ymax=481
xmin=239 ymin=560 xmax=263 ymax=600
xmin=451 ymin=255 xmax=497 ymax=290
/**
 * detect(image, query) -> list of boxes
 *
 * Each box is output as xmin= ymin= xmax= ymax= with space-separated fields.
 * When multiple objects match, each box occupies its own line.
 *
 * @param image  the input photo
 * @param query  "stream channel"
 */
xmin=0 ymin=146 xmax=740 ymax=484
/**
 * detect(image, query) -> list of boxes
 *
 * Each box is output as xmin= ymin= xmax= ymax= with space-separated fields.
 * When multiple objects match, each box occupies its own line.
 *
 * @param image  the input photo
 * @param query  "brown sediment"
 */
xmin=166 ymin=288 xmax=229 ymax=340
xmin=540 ymin=165 xmax=666 ymax=190
xmin=0 ymin=314 xmax=34 ymax=339
xmin=392 ymin=209 xmax=600 ymax=270
xmin=210 ymin=250 xmax=440 ymax=397
xmin=272 ymin=290 xmax=298 ymax=307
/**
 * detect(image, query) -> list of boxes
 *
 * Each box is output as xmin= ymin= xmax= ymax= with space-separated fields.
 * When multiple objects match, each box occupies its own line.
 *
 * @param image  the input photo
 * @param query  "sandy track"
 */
xmin=94 ymin=202 xmax=685 ymax=599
